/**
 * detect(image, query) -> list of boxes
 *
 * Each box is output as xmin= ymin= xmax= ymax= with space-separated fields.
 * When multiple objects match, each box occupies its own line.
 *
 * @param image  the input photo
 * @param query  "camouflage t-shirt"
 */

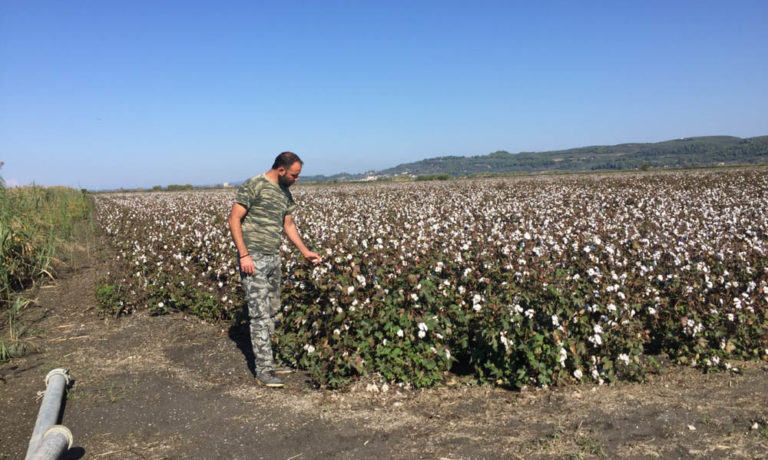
xmin=234 ymin=174 xmax=297 ymax=254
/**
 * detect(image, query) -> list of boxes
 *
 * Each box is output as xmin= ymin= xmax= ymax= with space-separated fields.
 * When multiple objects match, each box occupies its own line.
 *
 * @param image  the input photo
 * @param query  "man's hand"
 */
xmin=240 ymin=254 xmax=255 ymax=274
xmin=304 ymin=250 xmax=322 ymax=265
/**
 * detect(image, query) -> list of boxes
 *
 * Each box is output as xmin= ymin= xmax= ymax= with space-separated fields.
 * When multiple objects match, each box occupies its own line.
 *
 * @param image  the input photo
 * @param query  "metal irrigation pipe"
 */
xmin=25 ymin=368 xmax=73 ymax=460
xmin=27 ymin=426 xmax=73 ymax=460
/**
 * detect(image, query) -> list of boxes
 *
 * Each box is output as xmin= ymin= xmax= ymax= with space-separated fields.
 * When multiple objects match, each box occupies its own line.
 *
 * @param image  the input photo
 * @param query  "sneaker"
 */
xmin=273 ymin=366 xmax=295 ymax=375
xmin=254 ymin=371 xmax=284 ymax=388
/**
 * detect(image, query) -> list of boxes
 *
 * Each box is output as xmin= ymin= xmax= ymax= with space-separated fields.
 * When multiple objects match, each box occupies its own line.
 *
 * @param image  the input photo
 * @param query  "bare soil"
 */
xmin=2 ymin=229 xmax=768 ymax=459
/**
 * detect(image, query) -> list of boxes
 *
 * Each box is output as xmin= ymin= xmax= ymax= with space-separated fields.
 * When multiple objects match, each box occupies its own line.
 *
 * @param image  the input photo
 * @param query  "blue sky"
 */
xmin=1 ymin=1 xmax=766 ymax=190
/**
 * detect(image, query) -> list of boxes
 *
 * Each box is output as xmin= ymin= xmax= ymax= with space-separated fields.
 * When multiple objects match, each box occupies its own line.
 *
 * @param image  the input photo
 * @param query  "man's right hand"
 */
xmin=240 ymin=255 xmax=255 ymax=275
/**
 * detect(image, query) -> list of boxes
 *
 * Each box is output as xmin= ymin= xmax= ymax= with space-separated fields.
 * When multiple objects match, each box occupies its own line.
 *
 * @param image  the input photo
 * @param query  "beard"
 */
xmin=278 ymin=173 xmax=293 ymax=187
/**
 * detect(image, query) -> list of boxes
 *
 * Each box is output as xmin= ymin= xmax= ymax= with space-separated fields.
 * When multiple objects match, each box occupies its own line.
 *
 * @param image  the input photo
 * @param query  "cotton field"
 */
xmin=94 ymin=169 xmax=768 ymax=388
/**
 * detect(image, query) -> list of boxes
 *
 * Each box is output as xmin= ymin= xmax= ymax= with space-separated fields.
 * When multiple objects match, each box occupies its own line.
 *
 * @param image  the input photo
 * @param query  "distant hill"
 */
xmin=301 ymin=135 xmax=768 ymax=182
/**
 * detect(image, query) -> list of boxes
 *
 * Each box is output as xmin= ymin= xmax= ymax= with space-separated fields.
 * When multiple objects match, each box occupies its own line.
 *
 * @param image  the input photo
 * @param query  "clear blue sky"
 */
xmin=1 ymin=1 xmax=766 ymax=190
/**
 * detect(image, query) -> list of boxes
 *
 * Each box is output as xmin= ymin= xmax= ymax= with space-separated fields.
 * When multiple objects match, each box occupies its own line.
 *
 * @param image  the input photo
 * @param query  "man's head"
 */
xmin=272 ymin=151 xmax=303 ymax=187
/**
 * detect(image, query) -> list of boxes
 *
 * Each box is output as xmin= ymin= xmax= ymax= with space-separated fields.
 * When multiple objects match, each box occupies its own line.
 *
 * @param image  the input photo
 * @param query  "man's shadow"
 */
xmin=228 ymin=305 xmax=256 ymax=376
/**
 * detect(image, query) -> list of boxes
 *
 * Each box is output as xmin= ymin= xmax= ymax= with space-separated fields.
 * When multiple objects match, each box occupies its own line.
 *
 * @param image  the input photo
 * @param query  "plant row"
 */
xmin=94 ymin=170 xmax=768 ymax=388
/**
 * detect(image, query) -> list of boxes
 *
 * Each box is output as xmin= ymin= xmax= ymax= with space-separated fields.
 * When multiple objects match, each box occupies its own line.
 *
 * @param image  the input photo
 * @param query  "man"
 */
xmin=228 ymin=151 xmax=321 ymax=387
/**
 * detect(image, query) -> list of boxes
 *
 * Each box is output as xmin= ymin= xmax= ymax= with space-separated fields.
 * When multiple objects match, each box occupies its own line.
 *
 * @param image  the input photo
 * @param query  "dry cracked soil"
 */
xmin=2 ymin=230 xmax=768 ymax=459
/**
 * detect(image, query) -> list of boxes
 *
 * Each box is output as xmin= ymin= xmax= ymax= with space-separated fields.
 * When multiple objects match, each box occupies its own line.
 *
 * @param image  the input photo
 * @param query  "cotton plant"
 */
xmin=94 ymin=170 xmax=768 ymax=388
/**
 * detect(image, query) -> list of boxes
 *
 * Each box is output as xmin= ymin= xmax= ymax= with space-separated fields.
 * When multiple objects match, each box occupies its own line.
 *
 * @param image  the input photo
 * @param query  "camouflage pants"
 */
xmin=241 ymin=253 xmax=281 ymax=374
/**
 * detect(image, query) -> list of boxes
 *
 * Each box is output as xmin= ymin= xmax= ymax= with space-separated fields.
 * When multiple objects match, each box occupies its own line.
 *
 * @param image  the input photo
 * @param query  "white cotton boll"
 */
xmin=499 ymin=333 xmax=512 ymax=352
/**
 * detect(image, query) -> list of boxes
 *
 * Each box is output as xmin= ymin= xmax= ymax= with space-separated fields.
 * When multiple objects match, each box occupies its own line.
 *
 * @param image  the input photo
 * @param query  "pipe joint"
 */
xmin=44 ymin=368 xmax=70 ymax=387
xmin=43 ymin=426 xmax=73 ymax=449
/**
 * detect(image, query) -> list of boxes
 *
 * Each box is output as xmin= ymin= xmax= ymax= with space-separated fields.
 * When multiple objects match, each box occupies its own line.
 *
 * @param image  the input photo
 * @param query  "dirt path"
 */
xmin=2 ymin=234 xmax=768 ymax=459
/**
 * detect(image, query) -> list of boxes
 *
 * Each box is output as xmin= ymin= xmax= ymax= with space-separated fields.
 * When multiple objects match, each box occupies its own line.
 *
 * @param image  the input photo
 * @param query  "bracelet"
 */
xmin=239 ymin=254 xmax=250 ymax=259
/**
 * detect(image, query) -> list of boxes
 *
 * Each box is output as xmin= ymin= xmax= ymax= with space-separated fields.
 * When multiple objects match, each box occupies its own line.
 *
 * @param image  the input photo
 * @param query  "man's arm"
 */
xmin=283 ymin=214 xmax=322 ymax=265
xmin=228 ymin=203 xmax=255 ymax=274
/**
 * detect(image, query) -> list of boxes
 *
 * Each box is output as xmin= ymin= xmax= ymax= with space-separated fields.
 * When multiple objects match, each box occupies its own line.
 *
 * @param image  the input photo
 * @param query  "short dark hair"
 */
xmin=272 ymin=151 xmax=303 ymax=170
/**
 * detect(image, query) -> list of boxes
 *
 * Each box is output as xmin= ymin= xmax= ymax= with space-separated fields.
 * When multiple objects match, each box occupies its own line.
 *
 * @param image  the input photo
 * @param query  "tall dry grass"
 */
xmin=0 ymin=174 xmax=92 ymax=360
